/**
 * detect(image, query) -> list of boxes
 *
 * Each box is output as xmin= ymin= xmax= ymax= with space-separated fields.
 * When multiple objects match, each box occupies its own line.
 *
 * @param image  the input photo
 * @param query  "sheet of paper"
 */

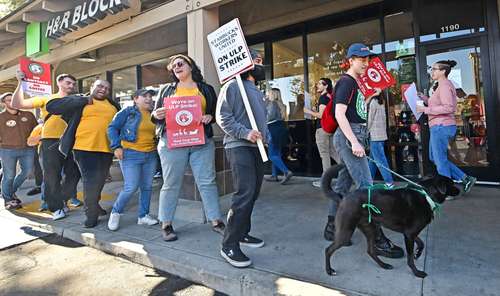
xmin=304 ymin=92 xmax=312 ymax=119
xmin=403 ymin=82 xmax=423 ymax=121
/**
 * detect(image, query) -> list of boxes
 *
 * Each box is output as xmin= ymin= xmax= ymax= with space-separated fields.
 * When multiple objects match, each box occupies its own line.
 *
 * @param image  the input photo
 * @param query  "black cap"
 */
xmin=134 ymin=88 xmax=156 ymax=97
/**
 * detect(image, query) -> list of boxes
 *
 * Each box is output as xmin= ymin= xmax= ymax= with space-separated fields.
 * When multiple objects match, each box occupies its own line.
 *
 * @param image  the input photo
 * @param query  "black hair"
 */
xmin=319 ymin=77 xmax=333 ymax=95
xmin=435 ymin=60 xmax=457 ymax=77
xmin=57 ymin=73 xmax=77 ymax=82
xmin=168 ymin=54 xmax=204 ymax=83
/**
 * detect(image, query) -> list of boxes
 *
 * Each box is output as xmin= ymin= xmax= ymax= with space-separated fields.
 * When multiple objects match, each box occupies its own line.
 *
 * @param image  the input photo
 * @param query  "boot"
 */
xmin=375 ymin=226 xmax=404 ymax=258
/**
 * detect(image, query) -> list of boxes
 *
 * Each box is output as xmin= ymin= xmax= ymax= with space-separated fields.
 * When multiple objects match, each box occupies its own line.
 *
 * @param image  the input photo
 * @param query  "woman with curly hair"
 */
xmin=152 ymin=54 xmax=225 ymax=241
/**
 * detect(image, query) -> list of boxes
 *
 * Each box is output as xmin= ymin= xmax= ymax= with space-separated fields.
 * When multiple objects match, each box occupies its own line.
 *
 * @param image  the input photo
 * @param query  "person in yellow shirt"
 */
xmin=46 ymin=80 xmax=120 ymax=228
xmin=12 ymin=72 xmax=82 ymax=221
xmin=26 ymin=122 xmax=47 ymax=210
xmin=106 ymin=89 xmax=159 ymax=231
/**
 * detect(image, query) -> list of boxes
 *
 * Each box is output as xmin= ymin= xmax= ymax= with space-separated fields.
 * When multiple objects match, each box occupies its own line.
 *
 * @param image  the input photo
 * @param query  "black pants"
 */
xmin=33 ymin=150 xmax=43 ymax=187
xmin=40 ymin=139 xmax=81 ymax=212
xmin=73 ymin=150 xmax=113 ymax=220
xmin=222 ymin=146 xmax=264 ymax=248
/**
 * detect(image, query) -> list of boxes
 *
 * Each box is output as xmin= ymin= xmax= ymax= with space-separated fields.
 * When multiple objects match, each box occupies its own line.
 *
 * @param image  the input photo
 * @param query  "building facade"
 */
xmin=0 ymin=0 xmax=499 ymax=185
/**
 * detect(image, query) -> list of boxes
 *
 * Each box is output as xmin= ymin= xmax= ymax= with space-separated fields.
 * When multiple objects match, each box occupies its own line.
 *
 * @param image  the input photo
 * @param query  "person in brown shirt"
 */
xmin=0 ymin=92 xmax=37 ymax=210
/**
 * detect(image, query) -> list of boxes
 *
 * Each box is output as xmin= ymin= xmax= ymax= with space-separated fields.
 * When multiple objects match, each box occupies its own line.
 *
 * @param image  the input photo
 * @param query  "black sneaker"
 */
xmin=220 ymin=247 xmax=252 ymax=268
xmin=375 ymin=237 xmax=404 ymax=258
xmin=162 ymin=225 xmax=178 ymax=241
xmin=27 ymin=187 xmax=42 ymax=196
xmin=240 ymin=235 xmax=264 ymax=248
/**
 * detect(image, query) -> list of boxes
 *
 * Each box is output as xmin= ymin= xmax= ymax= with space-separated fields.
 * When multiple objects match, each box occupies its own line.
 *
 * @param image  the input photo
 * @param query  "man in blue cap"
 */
xmin=324 ymin=43 xmax=404 ymax=258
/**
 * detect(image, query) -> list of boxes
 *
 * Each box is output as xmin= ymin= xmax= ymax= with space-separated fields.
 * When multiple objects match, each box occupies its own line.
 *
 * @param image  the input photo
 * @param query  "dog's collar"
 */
xmin=410 ymin=187 xmax=441 ymax=214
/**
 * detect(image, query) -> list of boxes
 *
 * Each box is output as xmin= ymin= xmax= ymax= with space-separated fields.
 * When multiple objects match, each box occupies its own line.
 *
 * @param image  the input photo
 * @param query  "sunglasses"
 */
xmin=171 ymin=60 xmax=187 ymax=69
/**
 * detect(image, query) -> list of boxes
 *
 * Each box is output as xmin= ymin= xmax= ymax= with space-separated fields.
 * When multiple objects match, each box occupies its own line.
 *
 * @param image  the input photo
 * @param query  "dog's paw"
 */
xmin=414 ymin=251 xmax=423 ymax=260
xmin=381 ymin=263 xmax=393 ymax=270
xmin=326 ymin=268 xmax=337 ymax=276
xmin=414 ymin=270 xmax=427 ymax=278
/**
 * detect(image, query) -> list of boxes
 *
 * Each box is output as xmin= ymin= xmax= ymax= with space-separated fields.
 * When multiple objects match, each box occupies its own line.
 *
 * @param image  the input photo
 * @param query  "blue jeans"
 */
xmin=112 ymin=149 xmax=158 ymax=218
xmin=369 ymin=140 xmax=394 ymax=184
xmin=429 ymin=125 xmax=466 ymax=181
xmin=268 ymin=142 xmax=289 ymax=176
xmin=0 ymin=148 xmax=35 ymax=200
xmin=157 ymin=137 xmax=222 ymax=223
xmin=330 ymin=124 xmax=373 ymax=216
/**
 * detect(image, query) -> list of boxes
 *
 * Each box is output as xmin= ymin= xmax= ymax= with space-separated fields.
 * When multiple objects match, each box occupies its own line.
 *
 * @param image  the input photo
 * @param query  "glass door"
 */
xmin=418 ymin=37 xmax=497 ymax=181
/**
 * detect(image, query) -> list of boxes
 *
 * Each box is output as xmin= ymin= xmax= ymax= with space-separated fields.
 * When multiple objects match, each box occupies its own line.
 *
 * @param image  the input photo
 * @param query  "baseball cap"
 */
xmin=134 ymin=88 xmax=157 ymax=97
xmin=346 ymin=43 xmax=375 ymax=58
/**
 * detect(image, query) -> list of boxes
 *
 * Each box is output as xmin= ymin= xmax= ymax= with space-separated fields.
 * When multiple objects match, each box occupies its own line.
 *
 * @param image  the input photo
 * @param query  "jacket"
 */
xmin=152 ymin=82 xmax=217 ymax=139
xmin=421 ymin=78 xmax=457 ymax=127
xmin=367 ymin=98 xmax=388 ymax=141
xmin=107 ymin=105 xmax=145 ymax=150
xmin=46 ymin=95 xmax=121 ymax=158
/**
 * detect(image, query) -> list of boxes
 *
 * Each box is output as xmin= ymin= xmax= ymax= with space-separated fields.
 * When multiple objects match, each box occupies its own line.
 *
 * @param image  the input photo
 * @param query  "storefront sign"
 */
xmin=45 ymin=0 xmax=130 ymax=39
xmin=357 ymin=57 xmax=396 ymax=98
xmin=207 ymin=18 xmax=254 ymax=84
xmin=19 ymin=57 xmax=52 ymax=97
xmin=164 ymin=96 xmax=205 ymax=149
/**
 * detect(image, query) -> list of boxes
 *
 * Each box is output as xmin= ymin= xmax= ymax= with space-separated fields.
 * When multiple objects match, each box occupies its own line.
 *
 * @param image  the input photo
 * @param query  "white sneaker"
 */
xmin=108 ymin=212 xmax=121 ymax=231
xmin=52 ymin=209 xmax=66 ymax=221
xmin=137 ymin=214 xmax=159 ymax=226
xmin=312 ymin=180 xmax=321 ymax=188
xmin=63 ymin=205 xmax=70 ymax=213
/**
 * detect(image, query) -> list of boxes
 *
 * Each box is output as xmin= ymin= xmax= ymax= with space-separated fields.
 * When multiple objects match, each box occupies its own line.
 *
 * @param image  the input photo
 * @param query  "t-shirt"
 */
xmin=173 ymin=87 xmax=207 ymax=113
xmin=121 ymin=110 xmax=156 ymax=152
xmin=316 ymin=93 xmax=330 ymax=129
xmin=73 ymin=99 xmax=117 ymax=153
xmin=31 ymin=94 xmax=67 ymax=139
xmin=0 ymin=110 xmax=37 ymax=149
xmin=333 ymin=74 xmax=367 ymax=123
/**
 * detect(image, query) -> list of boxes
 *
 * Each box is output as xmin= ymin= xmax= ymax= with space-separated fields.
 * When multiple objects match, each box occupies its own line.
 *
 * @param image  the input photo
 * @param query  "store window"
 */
xmin=113 ymin=67 xmax=137 ymax=108
xmin=80 ymin=75 xmax=99 ymax=94
xmin=418 ymin=0 xmax=485 ymax=42
xmin=141 ymin=58 xmax=172 ymax=88
xmin=271 ymin=37 xmax=304 ymax=121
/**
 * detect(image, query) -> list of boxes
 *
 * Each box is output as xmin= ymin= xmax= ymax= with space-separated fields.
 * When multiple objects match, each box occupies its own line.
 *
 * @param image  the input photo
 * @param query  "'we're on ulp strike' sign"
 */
xmin=207 ymin=18 xmax=254 ymax=84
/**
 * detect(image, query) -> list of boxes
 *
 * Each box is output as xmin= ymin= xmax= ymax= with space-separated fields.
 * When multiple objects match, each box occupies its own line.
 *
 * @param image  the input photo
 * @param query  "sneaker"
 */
xmin=4 ymin=199 xmax=22 ymax=210
xmin=39 ymin=201 xmax=49 ymax=212
xmin=138 ymin=214 xmax=159 ymax=226
xmin=220 ymin=247 xmax=252 ymax=268
xmin=69 ymin=197 xmax=83 ymax=207
xmin=161 ymin=225 xmax=178 ymax=241
xmin=98 ymin=206 xmax=107 ymax=216
xmin=280 ymin=171 xmax=293 ymax=185
xmin=240 ymin=235 xmax=264 ymax=248
xmin=265 ymin=175 xmax=280 ymax=182
xmin=463 ymin=175 xmax=477 ymax=194
xmin=63 ymin=205 xmax=70 ymax=213
xmin=375 ymin=237 xmax=404 ymax=258
xmin=212 ymin=221 xmax=225 ymax=235
xmin=108 ymin=212 xmax=121 ymax=231
xmin=27 ymin=187 xmax=42 ymax=196
xmin=153 ymin=171 xmax=162 ymax=179
xmin=385 ymin=183 xmax=395 ymax=189
xmin=52 ymin=209 xmax=66 ymax=221
xmin=312 ymin=180 xmax=321 ymax=188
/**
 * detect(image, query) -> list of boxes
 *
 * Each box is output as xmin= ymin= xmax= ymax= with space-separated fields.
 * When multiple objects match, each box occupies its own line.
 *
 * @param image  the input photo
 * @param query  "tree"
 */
xmin=0 ymin=0 xmax=27 ymax=18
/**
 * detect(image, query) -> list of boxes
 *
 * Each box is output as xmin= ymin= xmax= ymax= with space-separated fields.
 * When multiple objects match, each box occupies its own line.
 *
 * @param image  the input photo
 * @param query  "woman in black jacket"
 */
xmin=152 ymin=54 xmax=224 ymax=241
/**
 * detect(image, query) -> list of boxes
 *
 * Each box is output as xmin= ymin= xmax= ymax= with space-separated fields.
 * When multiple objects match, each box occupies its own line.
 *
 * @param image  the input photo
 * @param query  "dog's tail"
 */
xmin=321 ymin=164 xmax=344 ymax=202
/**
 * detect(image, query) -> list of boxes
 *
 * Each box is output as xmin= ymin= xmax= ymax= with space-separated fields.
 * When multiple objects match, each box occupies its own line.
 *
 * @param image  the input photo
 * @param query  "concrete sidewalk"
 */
xmin=1 ymin=176 xmax=499 ymax=296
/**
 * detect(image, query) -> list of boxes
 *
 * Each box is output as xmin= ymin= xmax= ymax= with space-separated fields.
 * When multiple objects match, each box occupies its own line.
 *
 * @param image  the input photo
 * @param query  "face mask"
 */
xmin=250 ymin=64 xmax=266 ymax=82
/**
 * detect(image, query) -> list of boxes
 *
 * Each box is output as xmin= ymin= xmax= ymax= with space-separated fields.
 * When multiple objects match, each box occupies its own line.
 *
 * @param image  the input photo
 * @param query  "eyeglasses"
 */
xmin=171 ymin=61 xmax=187 ymax=69
xmin=427 ymin=66 xmax=442 ymax=72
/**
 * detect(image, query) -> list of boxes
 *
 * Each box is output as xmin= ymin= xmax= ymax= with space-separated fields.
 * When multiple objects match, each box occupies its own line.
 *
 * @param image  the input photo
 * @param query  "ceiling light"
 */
xmin=76 ymin=53 xmax=96 ymax=63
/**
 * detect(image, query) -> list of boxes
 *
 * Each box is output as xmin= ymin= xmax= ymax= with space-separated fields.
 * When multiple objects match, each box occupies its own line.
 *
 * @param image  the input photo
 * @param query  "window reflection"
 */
xmin=113 ymin=67 xmax=137 ymax=108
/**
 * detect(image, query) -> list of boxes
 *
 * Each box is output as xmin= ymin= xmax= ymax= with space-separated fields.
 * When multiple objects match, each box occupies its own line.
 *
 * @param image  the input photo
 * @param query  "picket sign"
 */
xmin=207 ymin=18 xmax=268 ymax=162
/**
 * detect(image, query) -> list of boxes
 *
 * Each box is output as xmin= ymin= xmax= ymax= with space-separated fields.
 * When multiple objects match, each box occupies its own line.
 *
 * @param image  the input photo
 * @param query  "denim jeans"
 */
xmin=157 ymin=137 xmax=221 ymax=223
xmin=222 ymin=146 xmax=264 ymax=248
xmin=330 ymin=124 xmax=373 ymax=216
xmin=316 ymin=128 xmax=341 ymax=173
xmin=268 ymin=142 xmax=289 ymax=176
xmin=0 ymin=148 xmax=35 ymax=200
xmin=429 ymin=125 xmax=466 ymax=181
xmin=112 ymin=149 xmax=158 ymax=218
xmin=369 ymin=140 xmax=394 ymax=184
xmin=73 ymin=150 xmax=113 ymax=219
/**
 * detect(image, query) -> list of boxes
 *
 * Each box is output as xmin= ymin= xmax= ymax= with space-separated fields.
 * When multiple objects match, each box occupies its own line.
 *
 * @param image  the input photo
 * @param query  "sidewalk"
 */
xmin=1 ymin=176 xmax=499 ymax=296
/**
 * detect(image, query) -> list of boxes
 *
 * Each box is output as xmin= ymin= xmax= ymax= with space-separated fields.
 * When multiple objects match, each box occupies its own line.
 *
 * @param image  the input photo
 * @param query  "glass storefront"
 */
xmin=113 ymin=66 xmax=137 ymax=108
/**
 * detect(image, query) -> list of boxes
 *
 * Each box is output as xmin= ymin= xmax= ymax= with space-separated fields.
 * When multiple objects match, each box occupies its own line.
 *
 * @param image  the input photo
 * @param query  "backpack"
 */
xmin=321 ymin=93 xmax=338 ymax=134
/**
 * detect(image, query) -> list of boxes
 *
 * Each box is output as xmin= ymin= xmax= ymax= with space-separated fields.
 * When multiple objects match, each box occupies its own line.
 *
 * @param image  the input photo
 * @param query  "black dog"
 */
xmin=322 ymin=165 xmax=460 ymax=278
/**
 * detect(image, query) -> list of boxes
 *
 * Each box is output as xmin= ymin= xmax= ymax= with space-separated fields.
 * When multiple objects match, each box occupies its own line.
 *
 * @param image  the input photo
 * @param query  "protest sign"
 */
xmin=357 ymin=57 xmax=396 ymax=98
xmin=164 ymin=96 xmax=205 ymax=149
xmin=19 ymin=57 xmax=52 ymax=97
xmin=207 ymin=18 xmax=268 ymax=162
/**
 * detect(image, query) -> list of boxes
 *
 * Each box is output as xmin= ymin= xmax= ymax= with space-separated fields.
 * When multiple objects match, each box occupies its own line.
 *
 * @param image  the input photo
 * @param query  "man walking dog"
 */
xmin=325 ymin=43 xmax=404 ymax=258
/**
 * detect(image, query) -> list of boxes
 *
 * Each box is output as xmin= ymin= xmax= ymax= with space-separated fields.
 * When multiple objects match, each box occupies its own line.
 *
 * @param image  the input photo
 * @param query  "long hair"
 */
xmin=268 ymin=88 xmax=287 ymax=119
xmin=167 ymin=54 xmax=204 ymax=83
xmin=320 ymin=77 xmax=333 ymax=95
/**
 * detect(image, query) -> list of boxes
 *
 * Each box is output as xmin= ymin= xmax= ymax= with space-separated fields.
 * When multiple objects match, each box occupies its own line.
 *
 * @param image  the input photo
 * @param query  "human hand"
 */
xmin=246 ymin=130 xmax=262 ymax=143
xmin=114 ymin=148 xmax=124 ymax=160
xmin=351 ymin=141 xmax=366 ymax=157
xmin=200 ymin=114 xmax=212 ymax=124
xmin=153 ymin=107 xmax=166 ymax=120
xmin=416 ymin=105 xmax=426 ymax=113
xmin=16 ymin=70 xmax=25 ymax=82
